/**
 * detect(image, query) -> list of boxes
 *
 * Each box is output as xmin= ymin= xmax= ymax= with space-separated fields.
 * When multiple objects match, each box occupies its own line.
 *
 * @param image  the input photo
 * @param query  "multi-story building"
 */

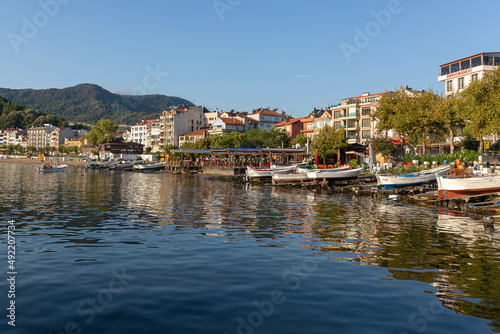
xmin=273 ymin=118 xmax=304 ymax=139
xmin=329 ymin=92 xmax=382 ymax=145
xmin=27 ymin=124 xmax=57 ymax=149
xmin=178 ymin=129 xmax=210 ymax=147
xmin=159 ymin=106 xmax=208 ymax=148
xmin=301 ymin=116 xmax=315 ymax=140
xmin=438 ymin=52 xmax=500 ymax=97
xmin=130 ymin=119 xmax=160 ymax=149
xmin=246 ymin=108 xmax=287 ymax=130
xmin=49 ymin=128 xmax=76 ymax=148
xmin=313 ymin=110 xmax=332 ymax=136
xmin=2 ymin=128 xmax=27 ymax=147
xmin=209 ymin=117 xmax=245 ymax=136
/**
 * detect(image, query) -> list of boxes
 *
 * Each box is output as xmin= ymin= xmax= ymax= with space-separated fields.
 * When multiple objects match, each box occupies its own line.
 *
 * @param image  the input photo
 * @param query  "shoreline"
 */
xmin=0 ymin=156 xmax=87 ymax=168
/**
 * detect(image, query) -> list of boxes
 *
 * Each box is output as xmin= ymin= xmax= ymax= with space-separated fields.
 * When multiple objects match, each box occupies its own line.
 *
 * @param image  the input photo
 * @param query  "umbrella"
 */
xmin=337 ymin=148 xmax=341 ymax=166
xmin=314 ymin=149 xmax=318 ymax=166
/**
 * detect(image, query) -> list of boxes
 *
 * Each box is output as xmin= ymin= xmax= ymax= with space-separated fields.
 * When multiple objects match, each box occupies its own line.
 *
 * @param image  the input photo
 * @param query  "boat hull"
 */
xmin=377 ymin=165 xmax=451 ymax=190
xmin=246 ymin=166 xmax=295 ymax=180
xmin=37 ymin=165 xmax=68 ymax=172
xmin=437 ymin=174 xmax=500 ymax=199
xmin=306 ymin=168 xmax=362 ymax=181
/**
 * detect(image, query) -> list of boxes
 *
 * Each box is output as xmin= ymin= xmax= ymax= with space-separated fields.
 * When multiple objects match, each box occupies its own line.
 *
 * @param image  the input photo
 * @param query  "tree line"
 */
xmin=374 ymin=66 xmax=500 ymax=154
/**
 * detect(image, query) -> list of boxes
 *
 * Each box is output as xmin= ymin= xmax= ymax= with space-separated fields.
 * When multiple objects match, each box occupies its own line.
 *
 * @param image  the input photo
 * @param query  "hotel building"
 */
xmin=329 ymin=92 xmax=382 ymax=145
xmin=438 ymin=52 xmax=500 ymax=96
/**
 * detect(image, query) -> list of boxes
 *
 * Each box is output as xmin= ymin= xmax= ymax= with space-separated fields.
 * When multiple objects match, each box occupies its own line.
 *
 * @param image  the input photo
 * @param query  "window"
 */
xmin=334 ymin=122 xmax=341 ymax=129
xmin=440 ymin=65 xmax=450 ymax=76
xmin=471 ymin=56 xmax=482 ymax=67
xmin=362 ymin=107 xmax=371 ymax=116
xmin=362 ymin=119 xmax=370 ymax=127
xmin=446 ymin=80 xmax=453 ymax=92
xmin=458 ymin=77 xmax=465 ymax=90
xmin=460 ymin=59 xmax=470 ymax=70
xmin=450 ymin=63 xmax=460 ymax=73
xmin=306 ymin=123 xmax=314 ymax=130
xmin=471 ymin=74 xmax=478 ymax=82
xmin=362 ymin=130 xmax=371 ymax=139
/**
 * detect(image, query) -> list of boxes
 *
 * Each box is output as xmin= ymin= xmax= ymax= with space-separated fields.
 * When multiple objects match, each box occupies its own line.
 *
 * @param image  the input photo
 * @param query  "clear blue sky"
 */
xmin=1 ymin=0 xmax=498 ymax=119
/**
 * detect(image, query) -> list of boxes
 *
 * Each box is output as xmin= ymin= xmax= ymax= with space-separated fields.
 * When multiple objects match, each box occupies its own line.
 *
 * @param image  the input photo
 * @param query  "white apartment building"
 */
xmin=130 ymin=119 xmax=161 ymax=149
xmin=438 ymin=52 xmax=500 ymax=96
xmin=27 ymin=124 xmax=57 ymax=149
xmin=246 ymin=108 xmax=286 ymax=130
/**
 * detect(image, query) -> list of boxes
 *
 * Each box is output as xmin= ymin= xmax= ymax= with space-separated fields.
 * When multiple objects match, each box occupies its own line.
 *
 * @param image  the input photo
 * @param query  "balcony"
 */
xmin=346 ymin=124 xmax=358 ymax=129
xmin=347 ymin=112 xmax=359 ymax=118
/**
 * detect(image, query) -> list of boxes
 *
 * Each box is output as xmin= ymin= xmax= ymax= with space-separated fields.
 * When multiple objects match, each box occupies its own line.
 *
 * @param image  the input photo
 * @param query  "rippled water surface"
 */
xmin=0 ymin=164 xmax=499 ymax=334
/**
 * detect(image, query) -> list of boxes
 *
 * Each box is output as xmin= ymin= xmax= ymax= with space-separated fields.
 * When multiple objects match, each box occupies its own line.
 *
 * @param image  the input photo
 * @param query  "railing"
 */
xmin=348 ymin=113 xmax=359 ymax=117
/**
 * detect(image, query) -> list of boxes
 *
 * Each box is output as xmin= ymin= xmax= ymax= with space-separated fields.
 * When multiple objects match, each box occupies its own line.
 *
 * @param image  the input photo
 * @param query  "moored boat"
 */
xmin=246 ymin=165 xmax=296 ymax=180
xmin=377 ymin=164 xmax=451 ymax=190
xmin=436 ymin=173 xmax=500 ymax=199
xmin=306 ymin=167 xmax=362 ymax=182
xmin=37 ymin=162 xmax=68 ymax=172
xmin=133 ymin=161 xmax=166 ymax=171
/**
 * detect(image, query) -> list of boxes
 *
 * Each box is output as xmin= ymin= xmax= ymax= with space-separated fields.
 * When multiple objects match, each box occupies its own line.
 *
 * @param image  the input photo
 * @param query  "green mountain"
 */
xmin=0 ymin=83 xmax=194 ymax=124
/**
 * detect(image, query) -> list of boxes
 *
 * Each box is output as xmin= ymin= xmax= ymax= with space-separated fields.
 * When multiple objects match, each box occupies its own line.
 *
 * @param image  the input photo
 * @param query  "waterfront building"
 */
xmin=273 ymin=118 xmax=304 ymax=139
xmin=438 ymin=52 xmax=500 ymax=97
xmin=27 ymin=124 xmax=57 ymax=149
xmin=246 ymin=108 xmax=287 ymax=130
xmin=178 ymin=129 xmax=210 ymax=147
xmin=329 ymin=92 xmax=382 ymax=145
xmin=313 ymin=110 xmax=332 ymax=136
xmin=130 ymin=119 xmax=161 ymax=150
xmin=49 ymin=127 xmax=76 ymax=148
xmin=98 ymin=141 xmax=144 ymax=160
xmin=209 ymin=117 xmax=245 ymax=136
xmin=203 ymin=109 xmax=220 ymax=129
xmin=159 ymin=105 xmax=208 ymax=148
xmin=301 ymin=115 xmax=315 ymax=140
xmin=1 ymin=128 xmax=27 ymax=147
xmin=64 ymin=137 xmax=84 ymax=149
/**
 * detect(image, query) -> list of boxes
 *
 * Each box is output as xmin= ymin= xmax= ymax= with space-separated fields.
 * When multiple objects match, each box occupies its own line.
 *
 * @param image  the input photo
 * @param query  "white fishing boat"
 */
xmin=377 ymin=164 xmax=451 ymax=190
xmin=133 ymin=161 xmax=166 ymax=171
xmin=306 ymin=168 xmax=362 ymax=182
xmin=272 ymin=166 xmax=351 ymax=185
xmin=436 ymin=173 xmax=500 ymax=199
xmin=246 ymin=165 xmax=296 ymax=180
xmin=37 ymin=162 xmax=68 ymax=172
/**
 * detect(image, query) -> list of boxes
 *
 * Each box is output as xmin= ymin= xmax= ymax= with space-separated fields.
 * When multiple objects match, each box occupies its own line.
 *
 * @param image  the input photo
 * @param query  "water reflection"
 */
xmin=0 ymin=164 xmax=499 ymax=331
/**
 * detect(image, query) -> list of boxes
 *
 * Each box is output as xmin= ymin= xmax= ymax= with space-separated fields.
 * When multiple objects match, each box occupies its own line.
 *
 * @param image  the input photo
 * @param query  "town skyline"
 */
xmin=1 ymin=0 xmax=499 ymax=118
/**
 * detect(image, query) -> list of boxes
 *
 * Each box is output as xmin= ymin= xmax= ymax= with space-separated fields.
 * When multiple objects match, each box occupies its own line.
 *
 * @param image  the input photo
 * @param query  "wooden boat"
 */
xmin=272 ymin=172 xmax=310 ymax=185
xmin=133 ymin=161 xmax=166 ymax=171
xmin=436 ymin=173 xmax=500 ymax=199
xmin=37 ymin=162 xmax=68 ymax=172
xmin=246 ymin=165 xmax=296 ymax=180
xmin=296 ymin=166 xmax=349 ymax=174
xmin=306 ymin=168 xmax=362 ymax=181
xmin=377 ymin=164 xmax=451 ymax=190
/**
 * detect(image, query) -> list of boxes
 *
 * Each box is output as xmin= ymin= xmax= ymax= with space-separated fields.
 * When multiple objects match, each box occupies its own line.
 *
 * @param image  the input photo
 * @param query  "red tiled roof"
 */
xmin=253 ymin=109 xmax=284 ymax=117
xmin=180 ymin=129 xmax=208 ymax=137
xmin=131 ymin=119 xmax=158 ymax=127
xmin=220 ymin=118 xmax=244 ymax=126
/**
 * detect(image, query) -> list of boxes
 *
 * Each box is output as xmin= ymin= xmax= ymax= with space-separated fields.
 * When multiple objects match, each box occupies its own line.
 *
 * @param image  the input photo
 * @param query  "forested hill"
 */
xmin=0 ymin=96 xmax=66 ymax=130
xmin=0 ymin=83 xmax=194 ymax=124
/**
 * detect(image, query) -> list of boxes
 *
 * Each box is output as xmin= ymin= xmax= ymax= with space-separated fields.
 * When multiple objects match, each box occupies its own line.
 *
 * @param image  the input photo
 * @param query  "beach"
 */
xmin=0 ymin=156 xmax=87 ymax=168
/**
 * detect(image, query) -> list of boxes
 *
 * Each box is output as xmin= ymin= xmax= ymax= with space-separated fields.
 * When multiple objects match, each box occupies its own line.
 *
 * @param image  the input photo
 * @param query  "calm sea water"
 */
xmin=0 ymin=163 xmax=499 ymax=334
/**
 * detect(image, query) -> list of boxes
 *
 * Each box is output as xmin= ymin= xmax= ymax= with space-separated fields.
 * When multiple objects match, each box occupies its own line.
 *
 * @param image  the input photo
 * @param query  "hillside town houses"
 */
xmin=2 ymin=52 xmax=498 ymax=157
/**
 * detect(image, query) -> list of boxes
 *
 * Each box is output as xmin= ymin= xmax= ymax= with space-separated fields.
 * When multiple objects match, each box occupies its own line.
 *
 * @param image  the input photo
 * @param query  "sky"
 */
xmin=1 ymin=0 xmax=499 ymax=119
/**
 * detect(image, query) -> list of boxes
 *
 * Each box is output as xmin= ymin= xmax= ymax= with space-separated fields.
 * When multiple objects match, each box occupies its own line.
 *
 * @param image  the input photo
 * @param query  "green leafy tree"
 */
xmin=84 ymin=120 xmax=119 ymax=146
xmin=292 ymin=133 xmax=308 ymax=148
xmin=211 ymin=131 xmax=243 ymax=148
xmin=372 ymin=137 xmax=399 ymax=157
xmin=311 ymin=126 xmax=347 ymax=164
xmin=459 ymin=66 xmax=500 ymax=153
